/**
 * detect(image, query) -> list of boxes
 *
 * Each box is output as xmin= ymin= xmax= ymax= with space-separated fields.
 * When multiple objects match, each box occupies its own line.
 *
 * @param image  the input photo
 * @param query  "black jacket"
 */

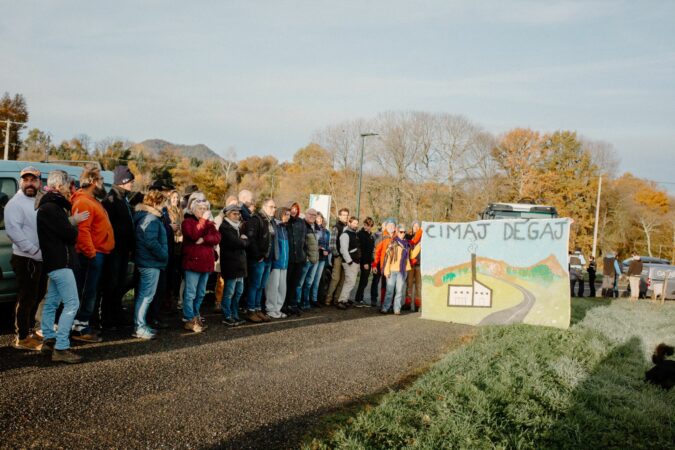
xmin=357 ymin=228 xmax=374 ymax=265
xmin=245 ymin=212 xmax=272 ymax=262
xmin=37 ymin=191 xmax=79 ymax=274
xmin=219 ymin=219 xmax=248 ymax=279
xmin=102 ymin=185 xmax=134 ymax=253
xmin=287 ymin=215 xmax=307 ymax=264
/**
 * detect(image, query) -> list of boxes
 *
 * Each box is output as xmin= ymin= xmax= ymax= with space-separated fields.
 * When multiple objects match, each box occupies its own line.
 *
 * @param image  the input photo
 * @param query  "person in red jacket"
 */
xmin=405 ymin=221 xmax=423 ymax=311
xmin=181 ymin=198 xmax=220 ymax=333
xmin=373 ymin=221 xmax=396 ymax=304
xmin=70 ymin=164 xmax=115 ymax=342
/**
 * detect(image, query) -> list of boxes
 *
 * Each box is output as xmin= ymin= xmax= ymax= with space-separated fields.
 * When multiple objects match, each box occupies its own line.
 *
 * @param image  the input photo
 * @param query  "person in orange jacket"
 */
xmin=372 ymin=220 xmax=396 ymax=306
xmin=70 ymin=164 xmax=115 ymax=342
xmin=405 ymin=221 xmax=423 ymax=311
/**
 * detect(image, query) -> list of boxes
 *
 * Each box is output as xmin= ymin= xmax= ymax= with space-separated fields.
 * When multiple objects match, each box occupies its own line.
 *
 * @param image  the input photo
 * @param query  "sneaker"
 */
xmin=222 ymin=317 xmax=238 ymax=327
xmin=184 ymin=318 xmax=204 ymax=333
xmin=354 ymin=301 xmax=369 ymax=308
xmin=41 ymin=338 xmax=56 ymax=354
xmin=279 ymin=312 xmax=288 ymax=319
xmin=394 ymin=311 xmax=401 ymax=316
xmin=34 ymin=328 xmax=44 ymax=338
xmin=245 ymin=311 xmax=262 ymax=323
xmin=337 ymin=303 xmax=347 ymax=310
xmin=71 ymin=327 xmax=103 ymax=343
xmin=288 ymin=306 xmax=302 ymax=316
xmin=13 ymin=335 xmax=42 ymax=351
xmin=52 ymin=349 xmax=82 ymax=364
xmin=266 ymin=311 xmax=282 ymax=319
xmin=133 ymin=328 xmax=156 ymax=340
xmin=235 ymin=318 xmax=246 ymax=326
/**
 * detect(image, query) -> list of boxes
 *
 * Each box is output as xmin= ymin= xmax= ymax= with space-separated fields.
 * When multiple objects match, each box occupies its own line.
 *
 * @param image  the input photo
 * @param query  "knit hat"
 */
xmin=113 ymin=166 xmax=135 ymax=185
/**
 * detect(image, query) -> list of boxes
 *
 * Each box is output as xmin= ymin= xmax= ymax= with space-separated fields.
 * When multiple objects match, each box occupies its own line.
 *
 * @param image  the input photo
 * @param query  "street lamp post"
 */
xmin=356 ymin=132 xmax=378 ymax=219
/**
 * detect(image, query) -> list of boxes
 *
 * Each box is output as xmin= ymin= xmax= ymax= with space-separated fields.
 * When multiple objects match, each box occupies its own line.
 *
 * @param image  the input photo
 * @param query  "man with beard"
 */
xmin=5 ymin=166 xmax=48 ymax=350
xmin=70 ymin=164 xmax=115 ymax=342
xmin=100 ymin=165 xmax=135 ymax=330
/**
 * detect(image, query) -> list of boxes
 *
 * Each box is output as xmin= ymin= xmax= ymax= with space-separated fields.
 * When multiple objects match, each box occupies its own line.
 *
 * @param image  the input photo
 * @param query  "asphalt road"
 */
xmin=0 ymin=306 xmax=473 ymax=449
xmin=478 ymin=275 xmax=536 ymax=325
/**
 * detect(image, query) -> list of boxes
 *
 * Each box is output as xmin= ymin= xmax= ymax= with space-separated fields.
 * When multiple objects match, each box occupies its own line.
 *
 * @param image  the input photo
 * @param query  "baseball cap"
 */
xmin=20 ymin=166 xmax=41 ymax=178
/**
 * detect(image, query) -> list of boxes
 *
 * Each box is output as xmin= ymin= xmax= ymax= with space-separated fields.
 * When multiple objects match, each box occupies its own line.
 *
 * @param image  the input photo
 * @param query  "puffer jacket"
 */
xmin=181 ymin=213 xmax=221 ymax=273
xmin=219 ymin=219 xmax=248 ymax=280
xmin=287 ymin=214 xmax=307 ymax=264
xmin=305 ymin=221 xmax=319 ymax=264
xmin=133 ymin=204 xmax=168 ymax=269
xmin=36 ymin=191 xmax=79 ymax=274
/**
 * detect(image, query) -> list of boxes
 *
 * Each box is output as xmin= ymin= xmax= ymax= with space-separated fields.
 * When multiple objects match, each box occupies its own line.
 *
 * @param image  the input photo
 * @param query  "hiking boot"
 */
xmin=71 ymin=327 xmax=103 ymax=343
xmin=256 ymin=311 xmax=271 ymax=322
xmin=52 ymin=349 xmax=82 ymax=364
xmin=184 ymin=318 xmax=204 ymax=333
xmin=13 ymin=335 xmax=42 ymax=351
xmin=197 ymin=316 xmax=209 ymax=331
xmin=41 ymin=338 xmax=56 ymax=354
xmin=246 ymin=311 xmax=263 ymax=323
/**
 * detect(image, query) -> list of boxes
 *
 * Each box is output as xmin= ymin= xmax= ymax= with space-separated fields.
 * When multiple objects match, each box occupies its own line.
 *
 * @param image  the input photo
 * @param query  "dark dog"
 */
xmin=645 ymin=343 xmax=675 ymax=390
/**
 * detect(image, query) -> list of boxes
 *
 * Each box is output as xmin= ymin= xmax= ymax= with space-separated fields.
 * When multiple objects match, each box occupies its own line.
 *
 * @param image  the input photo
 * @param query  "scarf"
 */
xmin=225 ymin=218 xmax=241 ymax=236
xmin=393 ymin=236 xmax=410 ymax=274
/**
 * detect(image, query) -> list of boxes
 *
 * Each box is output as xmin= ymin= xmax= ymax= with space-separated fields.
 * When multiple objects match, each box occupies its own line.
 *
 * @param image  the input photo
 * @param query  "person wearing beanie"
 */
xmin=100 ymin=165 xmax=136 ymax=330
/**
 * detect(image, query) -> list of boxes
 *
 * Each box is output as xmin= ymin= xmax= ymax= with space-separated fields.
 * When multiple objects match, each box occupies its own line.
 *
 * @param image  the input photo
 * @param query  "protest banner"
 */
xmin=421 ymin=218 xmax=571 ymax=329
xmin=309 ymin=194 xmax=332 ymax=226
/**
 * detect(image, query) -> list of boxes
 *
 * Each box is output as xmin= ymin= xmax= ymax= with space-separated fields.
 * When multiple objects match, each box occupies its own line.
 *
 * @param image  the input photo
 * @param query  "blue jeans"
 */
xmin=221 ymin=277 xmax=244 ymax=320
xmin=296 ymin=261 xmax=315 ymax=308
xmin=183 ymin=270 xmax=209 ymax=321
xmin=247 ymin=260 xmax=271 ymax=311
xmin=135 ymin=268 xmax=160 ymax=332
xmin=75 ymin=252 xmax=105 ymax=325
xmin=311 ymin=260 xmax=326 ymax=303
xmin=383 ymin=271 xmax=407 ymax=313
xmin=42 ymin=269 xmax=80 ymax=350
xmin=300 ymin=262 xmax=319 ymax=307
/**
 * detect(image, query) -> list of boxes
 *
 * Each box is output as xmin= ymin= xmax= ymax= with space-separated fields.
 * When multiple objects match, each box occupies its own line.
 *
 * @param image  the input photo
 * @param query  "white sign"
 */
xmin=309 ymin=194 xmax=332 ymax=227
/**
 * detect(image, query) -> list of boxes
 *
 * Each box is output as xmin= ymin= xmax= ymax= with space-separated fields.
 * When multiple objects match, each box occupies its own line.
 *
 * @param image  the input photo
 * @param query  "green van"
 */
xmin=0 ymin=161 xmax=117 ymax=303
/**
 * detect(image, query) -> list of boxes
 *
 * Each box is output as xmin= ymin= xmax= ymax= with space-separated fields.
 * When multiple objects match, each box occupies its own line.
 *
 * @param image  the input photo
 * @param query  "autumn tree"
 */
xmin=492 ymin=128 xmax=543 ymax=201
xmin=19 ymin=128 xmax=54 ymax=161
xmin=0 ymin=92 xmax=29 ymax=160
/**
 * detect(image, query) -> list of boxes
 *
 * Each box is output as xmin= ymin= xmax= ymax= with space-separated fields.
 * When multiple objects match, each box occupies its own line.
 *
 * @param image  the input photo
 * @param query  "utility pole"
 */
xmin=356 ymin=132 xmax=378 ymax=219
xmin=2 ymin=119 xmax=26 ymax=160
xmin=592 ymin=175 xmax=602 ymax=258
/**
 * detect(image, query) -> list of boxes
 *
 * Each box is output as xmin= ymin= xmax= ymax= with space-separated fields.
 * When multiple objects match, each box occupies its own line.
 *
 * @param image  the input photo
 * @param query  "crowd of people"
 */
xmin=6 ymin=164 xmax=423 ymax=363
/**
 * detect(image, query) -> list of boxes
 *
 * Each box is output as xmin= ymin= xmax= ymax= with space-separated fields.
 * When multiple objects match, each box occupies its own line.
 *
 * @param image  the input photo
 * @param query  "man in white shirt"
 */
xmin=5 ymin=166 xmax=47 ymax=350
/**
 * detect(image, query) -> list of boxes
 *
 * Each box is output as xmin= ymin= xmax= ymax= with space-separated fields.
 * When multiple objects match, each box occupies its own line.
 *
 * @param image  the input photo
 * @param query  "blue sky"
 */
xmin=2 ymin=1 xmax=674 ymax=189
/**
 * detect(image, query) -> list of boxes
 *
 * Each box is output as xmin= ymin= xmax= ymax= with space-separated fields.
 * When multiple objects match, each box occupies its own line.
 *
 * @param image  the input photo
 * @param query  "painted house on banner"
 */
xmin=448 ymin=253 xmax=493 ymax=307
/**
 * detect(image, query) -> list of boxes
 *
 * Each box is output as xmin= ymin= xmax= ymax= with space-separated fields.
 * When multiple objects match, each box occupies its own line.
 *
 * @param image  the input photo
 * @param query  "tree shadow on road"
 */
xmin=0 ymin=306 xmax=408 ymax=374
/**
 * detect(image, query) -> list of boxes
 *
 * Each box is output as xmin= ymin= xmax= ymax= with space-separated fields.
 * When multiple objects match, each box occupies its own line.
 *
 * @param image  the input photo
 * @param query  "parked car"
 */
xmin=0 ymin=160 xmax=133 ymax=304
xmin=619 ymin=256 xmax=673 ymax=298
xmin=646 ymin=265 xmax=675 ymax=300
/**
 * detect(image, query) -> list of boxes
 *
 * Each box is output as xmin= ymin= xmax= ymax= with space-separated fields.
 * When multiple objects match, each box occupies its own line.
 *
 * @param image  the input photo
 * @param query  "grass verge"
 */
xmin=304 ymin=298 xmax=675 ymax=449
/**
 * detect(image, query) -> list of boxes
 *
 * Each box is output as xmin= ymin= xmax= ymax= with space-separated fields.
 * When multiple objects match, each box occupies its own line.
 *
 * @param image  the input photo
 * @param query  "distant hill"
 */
xmin=431 ymin=254 xmax=568 ymax=286
xmin=131 ymin=139 xmax=223 ymax=161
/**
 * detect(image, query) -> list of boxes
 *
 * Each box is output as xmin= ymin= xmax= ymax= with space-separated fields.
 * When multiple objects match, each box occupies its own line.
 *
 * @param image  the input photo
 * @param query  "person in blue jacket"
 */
xmin=265 ymin=207 xmax=290 ymax=319
xmin=132 ymin=189 xmax=169 ymax=339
